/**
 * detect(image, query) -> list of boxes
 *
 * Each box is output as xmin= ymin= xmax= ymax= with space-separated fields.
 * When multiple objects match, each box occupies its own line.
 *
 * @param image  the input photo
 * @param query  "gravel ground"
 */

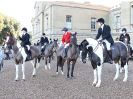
xmin=0 ymin=58 xmax=133 ymax=99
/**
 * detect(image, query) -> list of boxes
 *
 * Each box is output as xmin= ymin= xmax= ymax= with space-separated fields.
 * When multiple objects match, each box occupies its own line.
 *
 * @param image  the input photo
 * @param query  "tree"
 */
xmin=0 ymin=13 xmax=20 ymax=44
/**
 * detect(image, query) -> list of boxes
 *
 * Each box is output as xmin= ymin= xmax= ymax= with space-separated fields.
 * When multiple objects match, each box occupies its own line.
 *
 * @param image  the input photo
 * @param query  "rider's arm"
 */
xmin=62 ymin=35 xmax=65 ymax=44
xmin=128 ymin=34 xmax=130 ymax=42
xmin=96 ymin=28 xmax=101 ymax=40
xmin=46 ymin=37 xmax=49 ymax=43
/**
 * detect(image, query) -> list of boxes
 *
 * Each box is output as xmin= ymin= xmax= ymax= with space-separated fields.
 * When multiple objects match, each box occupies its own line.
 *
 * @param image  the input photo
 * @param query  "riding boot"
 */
xmin=25 ymin=48 xmax=32 ymax=61
xmin=107 ymin=50 xmax=113 ymax=64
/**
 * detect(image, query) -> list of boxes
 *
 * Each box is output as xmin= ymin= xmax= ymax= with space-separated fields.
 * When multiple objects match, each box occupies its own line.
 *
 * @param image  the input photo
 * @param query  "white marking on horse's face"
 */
xmin=86 ymin=38 xmax=104 ymax=63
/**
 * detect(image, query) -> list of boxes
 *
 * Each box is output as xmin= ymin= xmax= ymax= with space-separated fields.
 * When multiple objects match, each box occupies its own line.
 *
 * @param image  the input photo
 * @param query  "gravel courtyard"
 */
xmin=0 ymin=58 xmax=133 ymax=99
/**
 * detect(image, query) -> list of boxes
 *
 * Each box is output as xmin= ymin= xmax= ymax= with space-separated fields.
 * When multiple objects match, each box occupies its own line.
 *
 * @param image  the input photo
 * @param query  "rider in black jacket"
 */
xmin=95 ymin=18 xmax=114 ymax=64
xmin=19 ymin=27 xmax=32 ymax=60
xmin=119 ymin=28 xmax=130 ymax=44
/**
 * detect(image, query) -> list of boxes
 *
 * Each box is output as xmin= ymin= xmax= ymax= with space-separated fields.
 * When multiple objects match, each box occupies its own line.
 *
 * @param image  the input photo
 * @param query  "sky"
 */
xmin=0 ymin=0 xmax=130 ymax=31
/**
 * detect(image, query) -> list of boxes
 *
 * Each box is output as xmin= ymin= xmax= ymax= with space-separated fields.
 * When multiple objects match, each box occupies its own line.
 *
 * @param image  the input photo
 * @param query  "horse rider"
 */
xmin=19 ymin=27 xmax=32 ymax=61
xmin=60 ymin=27 xmax=71 ymax=58
xmin=95 ymin=18 xmax=114 ymax=64
xmin=119 ymin=28 xmax=130 ymax=44
xmin=40 ymin=33 xmax=49 ymax=53
xmin=49 ymin=38 xmax=53 ymax=44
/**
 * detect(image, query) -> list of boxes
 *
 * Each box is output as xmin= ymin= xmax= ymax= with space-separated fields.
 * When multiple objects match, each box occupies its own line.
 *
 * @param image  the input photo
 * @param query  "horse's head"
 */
xmin=70 ymin=33 xmax=77 ymax=45
xmin=80 ymin=39 xmax=89 ymax=63
xmin=4 ymin=35 xmax=16 ymax=51
xmin=53 ymin=39 xmax=58 ymax=52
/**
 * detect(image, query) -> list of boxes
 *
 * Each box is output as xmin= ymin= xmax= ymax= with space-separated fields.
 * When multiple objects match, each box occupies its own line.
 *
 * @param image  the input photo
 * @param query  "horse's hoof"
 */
xmin=45 ymin=66 xmax=47 ymax=70
xmin=71 ymin=75 xmax=74 ymax=77
xmin=61 ymin=71 xmax=64 ymax=75
xmin=56 ymin=72 xmax=59 ymax=75
xmin=15 ymin=79 xmax=19 ymax=81
xmin=123 ymin=78 xmax=127 ymax=82
xmin=92 ymin=83 xmax=96 ymax=87
xmin=95 ymin=84 xmax=100 ymax=88
xmin=67 ymin=75 xmax=70 ymax=78
xmin=32 ymin=75 xmax=36 ymax=77
xmin=113 ymin=78 xmax=117 ymax=81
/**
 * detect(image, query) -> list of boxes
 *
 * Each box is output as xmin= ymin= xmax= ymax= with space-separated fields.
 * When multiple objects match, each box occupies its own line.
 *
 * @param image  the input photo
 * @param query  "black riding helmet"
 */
xmin=122 ymin=28 xmax=127 ymax=32
xmin=96 ymin=18 xmax=105 ymax=24
xmin=42 ymin=33 xmax=46 ymax=36
xmin=21 ymin=27 xmax=27 ymax=32
xmin=62 ymin=27 xmax=68 ymax=32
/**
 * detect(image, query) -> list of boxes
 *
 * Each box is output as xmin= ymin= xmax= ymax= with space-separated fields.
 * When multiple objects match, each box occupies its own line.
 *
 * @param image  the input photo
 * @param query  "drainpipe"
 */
xmin=42 ymin=11 xmax=44 ymax=33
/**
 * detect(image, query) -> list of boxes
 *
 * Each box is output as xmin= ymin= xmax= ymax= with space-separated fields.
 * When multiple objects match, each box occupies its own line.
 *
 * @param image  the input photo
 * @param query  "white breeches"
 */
xmin=26 ymin=45 xmax=30 ymax=50
xmin=59 ymin=43 xmax=69 ymax=48
xmin=103 ymin=40 xmax=111 ymax=50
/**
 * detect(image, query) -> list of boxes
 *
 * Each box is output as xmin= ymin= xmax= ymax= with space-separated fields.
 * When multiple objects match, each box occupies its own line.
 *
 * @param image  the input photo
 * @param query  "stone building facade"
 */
xmin=32 ymin=1 xmax=133 ymax=44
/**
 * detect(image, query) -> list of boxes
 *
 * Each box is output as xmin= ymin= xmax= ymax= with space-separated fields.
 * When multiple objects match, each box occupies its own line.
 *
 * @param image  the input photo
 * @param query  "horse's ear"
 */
xmin=87 ymin=46 xmax=93 ymax=52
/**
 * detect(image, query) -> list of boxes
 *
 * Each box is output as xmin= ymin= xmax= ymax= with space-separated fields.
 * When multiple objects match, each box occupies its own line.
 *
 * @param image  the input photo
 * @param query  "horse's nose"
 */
xmin=82 ymin=59 xmax=86 ymax=63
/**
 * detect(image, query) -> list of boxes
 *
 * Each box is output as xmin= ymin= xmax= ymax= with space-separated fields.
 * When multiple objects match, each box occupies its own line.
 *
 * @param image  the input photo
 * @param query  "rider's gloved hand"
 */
xmin=99 ymin=39 xmax=103 ymax=42
xmin=18 ymin=36 xmax=21 ymax=40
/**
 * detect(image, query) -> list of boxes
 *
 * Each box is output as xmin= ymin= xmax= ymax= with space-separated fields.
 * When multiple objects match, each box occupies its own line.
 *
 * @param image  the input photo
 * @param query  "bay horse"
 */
xmin=42 ymin=39 xmax=58 ymax=70
xmin=56 ymin=33 xmax=79 ymax=78
xmin=80 ymin=38 xmax=128 ymax=87
xmin=4 ymin=36 xmax=41 ymax=81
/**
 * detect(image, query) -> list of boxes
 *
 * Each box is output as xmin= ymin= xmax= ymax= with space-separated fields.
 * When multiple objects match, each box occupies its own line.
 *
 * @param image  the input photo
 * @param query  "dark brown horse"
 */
xmin=56 ymin=33 xmax=79 ymax=78
xmin=4 ymin=36 xmax=41 ymax=81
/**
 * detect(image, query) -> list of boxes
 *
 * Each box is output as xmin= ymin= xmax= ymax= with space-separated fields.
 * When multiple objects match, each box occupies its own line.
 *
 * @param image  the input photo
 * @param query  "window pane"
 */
xmin=91 ymin=17 xmax=96 ymax=30
xmin=66 ymin=15 xmax=72 ymax=22
xmin=66 ymin=15 xmax=72 ymax=29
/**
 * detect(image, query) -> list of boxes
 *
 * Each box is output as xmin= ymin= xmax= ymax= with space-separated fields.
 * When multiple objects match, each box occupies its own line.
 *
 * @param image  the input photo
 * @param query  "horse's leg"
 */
xmin=113 ymin=63 xmax=120 ymax=81
xmin=67 ymin=60 xmax=70 ymax=78
xmin=71 ymin=60 xmax=76 ymax=77
xmin=123 ymin=62 xmax=128 ymax=82
xmin=96 ymin=65 xmax=102 ymax=87
xmin=15 ymin=64 xmax=19 ymax=81
xmin=48 ymin=57 xmax=51 ymax=70
xmin=36 ymin=57 xmax=41 ymax=69
xmin=0 ymin=64 xmax=1 ymax=71
xmin=61 ymin=59 xmax=65 ymax=75
xmin=61 ymin=66 xmax=64 ymax=75
xmin=92 ymin=68 xmax=97 ymax=86
xmin=45 ymin=57 xmax=48 ymax=70
xmin=22 ymin=62 xmax=25 ymax=80
xmin=56 ymin=57 xmax=60 ymax=75
xmin=32 ymin=58 xmax=37 ymax=77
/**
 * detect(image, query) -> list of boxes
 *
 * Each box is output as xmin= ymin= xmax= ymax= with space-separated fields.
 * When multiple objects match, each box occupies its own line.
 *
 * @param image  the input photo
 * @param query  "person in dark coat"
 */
xmin=95 ymin=18 xmax=114 ymax=64
xmin=40 ymin=33 xmax=49 ymax=53
xmin=19 ymin=27 xmax=32 ymax=60
xmin=119 ymin=28 xmax=130 ymax=44
xmin=40 ymin=33 xmax=49 ymax=46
